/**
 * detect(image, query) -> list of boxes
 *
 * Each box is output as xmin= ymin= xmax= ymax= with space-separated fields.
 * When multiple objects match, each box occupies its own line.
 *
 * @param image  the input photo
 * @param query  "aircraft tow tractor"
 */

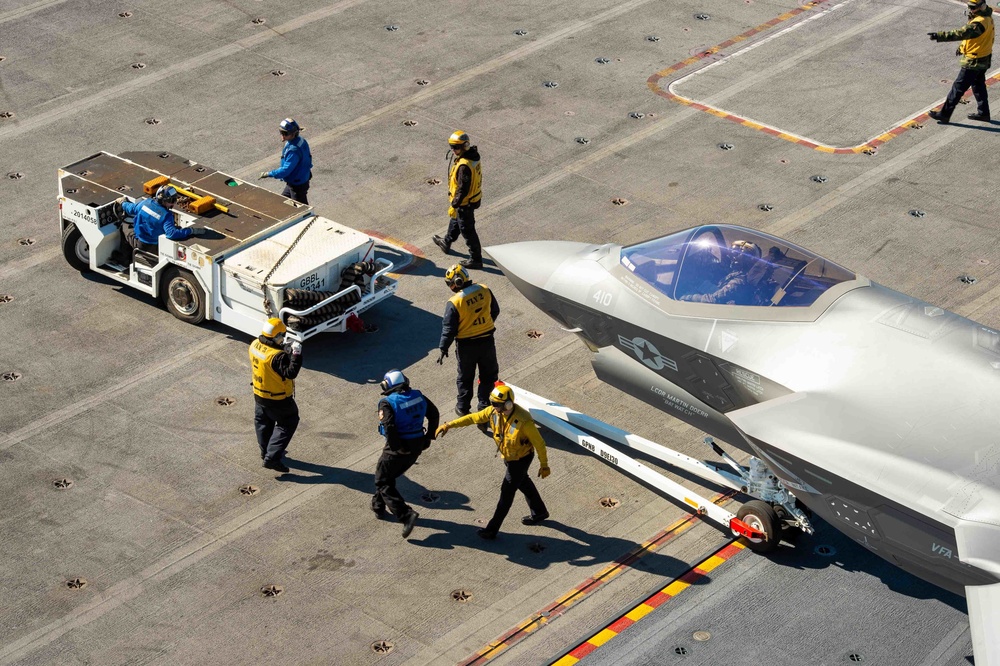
xmin=58 ymin=151 xmax=402 ymax=340
xmin=509 ymin=384 xmax=815 ymax=552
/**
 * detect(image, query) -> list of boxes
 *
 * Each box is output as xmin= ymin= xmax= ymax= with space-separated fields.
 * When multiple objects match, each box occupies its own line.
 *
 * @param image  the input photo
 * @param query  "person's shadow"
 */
xmin=277 ymin=457 xmax=473 ymax=511
xmin=407 ymin=516 xmax=700 ymax=575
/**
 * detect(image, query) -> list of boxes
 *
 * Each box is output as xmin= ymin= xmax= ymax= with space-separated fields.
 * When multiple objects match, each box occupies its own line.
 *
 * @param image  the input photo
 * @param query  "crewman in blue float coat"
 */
xmin=259 ymin=118 xmax=313 ymax=204
xmin=118 ymin=185 xmax=206 ymax=254
xmin=374 ymin=370 xmax=440 ymax=538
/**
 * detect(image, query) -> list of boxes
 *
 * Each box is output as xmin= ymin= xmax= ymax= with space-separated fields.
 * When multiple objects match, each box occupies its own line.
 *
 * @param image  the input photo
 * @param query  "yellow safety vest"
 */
xmin=961 ymin=15 xmax=994 ymax=59
xmin=249 ymin=339 xmax=294 ymax=399
xmin=449 ymin=156 xmax=482 ymax=207
xmin=449 ymin=284 xmax=495 ymax=339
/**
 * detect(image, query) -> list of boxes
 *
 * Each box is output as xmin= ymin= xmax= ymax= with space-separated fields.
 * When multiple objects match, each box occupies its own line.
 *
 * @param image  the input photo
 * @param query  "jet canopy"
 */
xmin=620 ymin=225 xmax=856 ymax=307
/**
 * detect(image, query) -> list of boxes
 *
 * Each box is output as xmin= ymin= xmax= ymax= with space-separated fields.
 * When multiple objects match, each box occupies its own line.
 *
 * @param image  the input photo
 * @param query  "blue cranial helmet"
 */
xmin=380 ymin=369 xmax=408 ymax=395
xmin=279 ymin=118 xmax=300 ymax=134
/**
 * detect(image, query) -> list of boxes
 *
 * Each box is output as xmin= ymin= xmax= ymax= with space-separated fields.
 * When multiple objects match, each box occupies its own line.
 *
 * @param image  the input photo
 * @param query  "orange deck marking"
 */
xmin=456 ymin=492 xmax=736 ymax=666
xmin=362 ymin=229 xmax=423 ymax=276
xmin=646 ymin=0 xmax=1000 ymax=153
xmin=550 ymin=541 xmax=747 ymax=666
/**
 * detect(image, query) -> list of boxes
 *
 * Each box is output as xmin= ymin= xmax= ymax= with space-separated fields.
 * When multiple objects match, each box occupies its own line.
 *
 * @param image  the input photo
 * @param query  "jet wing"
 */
xmin=723 ymin=392 xmax=958 ymax=505
xmin=730 ymin=393 xmax=1000 ymax=665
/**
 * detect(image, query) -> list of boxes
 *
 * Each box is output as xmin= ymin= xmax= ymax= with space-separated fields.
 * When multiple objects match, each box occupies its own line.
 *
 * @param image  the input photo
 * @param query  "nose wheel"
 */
xmin=736 ymin=500 xmax=781 ymax=552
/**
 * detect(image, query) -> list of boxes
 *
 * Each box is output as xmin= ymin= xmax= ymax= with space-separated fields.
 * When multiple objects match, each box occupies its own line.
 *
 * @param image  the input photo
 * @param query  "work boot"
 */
xmin=477 ymin=528 xmax=498 ymax=540
xmin=432 ymin=235 xmax=451 ymax=254
xmin=928 ymin=110 xmax=949 ymax=124
xmin=968 ymin=111 xmax=991 ymax=121
xmin=402 ymin=511 xmax=419 ymax=538
xmin=459 ymin=258 xmax=484 ymax=269
xmin=455 ymin=407 xmax=470 ymax=417
xmin=521 ymin=513 xmax=549 ymax=526
xmin=263 ymin=458 xmax=290 ymax=474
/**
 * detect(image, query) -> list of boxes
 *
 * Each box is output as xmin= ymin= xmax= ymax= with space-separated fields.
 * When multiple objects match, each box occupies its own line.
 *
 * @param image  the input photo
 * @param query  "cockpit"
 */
xmin=620 ymin=225 xmax=856 ymax=307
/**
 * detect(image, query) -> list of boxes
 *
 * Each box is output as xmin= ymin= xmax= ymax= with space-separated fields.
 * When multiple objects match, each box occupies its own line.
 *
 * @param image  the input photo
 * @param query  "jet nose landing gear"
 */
xmin=734 ymin=500 xmax=782 ymax=553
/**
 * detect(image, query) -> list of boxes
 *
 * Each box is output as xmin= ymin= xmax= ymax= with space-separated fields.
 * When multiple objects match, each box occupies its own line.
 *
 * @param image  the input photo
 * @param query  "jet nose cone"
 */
xmin=485 ymin=241 xmax=591 ymax=292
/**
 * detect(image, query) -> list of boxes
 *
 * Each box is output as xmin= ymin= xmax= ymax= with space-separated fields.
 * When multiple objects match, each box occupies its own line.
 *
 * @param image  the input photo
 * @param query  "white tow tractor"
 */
xmin=58 ymin=151 xmax=401 ymax=340
xmin=510 ymin=384 xmax=815 ymax=552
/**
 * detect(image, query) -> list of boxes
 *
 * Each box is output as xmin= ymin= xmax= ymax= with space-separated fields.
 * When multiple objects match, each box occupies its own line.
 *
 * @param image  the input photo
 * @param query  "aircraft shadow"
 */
xmin=720 ymin=516 xmax=967 ymax=614
xmin=276 ymin=457 xmax=472 ymax=511
xmin=406 ymin=518 xmax=700 ymax=574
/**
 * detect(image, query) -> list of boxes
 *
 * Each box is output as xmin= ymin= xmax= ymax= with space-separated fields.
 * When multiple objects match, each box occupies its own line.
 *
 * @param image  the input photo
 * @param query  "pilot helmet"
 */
xmin=729 ymin=240 xmax=762 ymax=269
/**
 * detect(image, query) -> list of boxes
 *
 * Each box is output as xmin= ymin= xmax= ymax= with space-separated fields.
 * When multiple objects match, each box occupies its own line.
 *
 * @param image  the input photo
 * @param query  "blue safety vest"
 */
xmin=379 ymin=389 xmax=427 ymax=440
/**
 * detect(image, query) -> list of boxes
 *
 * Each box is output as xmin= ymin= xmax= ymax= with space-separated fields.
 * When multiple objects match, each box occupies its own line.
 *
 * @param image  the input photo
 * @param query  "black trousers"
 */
xmin=254 ymin=397 xmax=299 ymax=462
xmin=940 ymin=67 xmax=990 ymax=120
xmin=121 ymin=223 xmax=156 ymax=253
xmin=485 ymin=451 xmax=548 ymax=534
xmin=454 ymin=336 xmax=499 ymax=413
xmin=443 ymin=205 xmax=482 ymax=262
xmin=282 ymin=179 xmax=310 ymax=205
xmin=373 ymin=450 xmax=421 ymax=520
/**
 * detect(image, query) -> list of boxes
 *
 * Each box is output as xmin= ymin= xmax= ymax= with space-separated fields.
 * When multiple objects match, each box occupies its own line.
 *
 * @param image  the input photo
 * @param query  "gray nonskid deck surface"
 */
xmin=560 ymin=520 xmax=973 ymax=666
xmin=1 ymin=0 xmax=998 ymax=664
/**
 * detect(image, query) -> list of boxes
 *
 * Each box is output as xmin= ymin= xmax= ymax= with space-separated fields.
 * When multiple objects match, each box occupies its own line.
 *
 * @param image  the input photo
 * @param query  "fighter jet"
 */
xmin=487 ymin=224 xmax=1000 ymax=664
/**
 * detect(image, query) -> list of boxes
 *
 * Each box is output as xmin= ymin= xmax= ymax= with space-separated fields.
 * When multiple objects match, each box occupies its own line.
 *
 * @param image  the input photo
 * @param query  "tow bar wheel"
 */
xmin=161 ymin=266 xmax=206 ymax=324
xmin=736 ymin=500 xmax=781 ymax=553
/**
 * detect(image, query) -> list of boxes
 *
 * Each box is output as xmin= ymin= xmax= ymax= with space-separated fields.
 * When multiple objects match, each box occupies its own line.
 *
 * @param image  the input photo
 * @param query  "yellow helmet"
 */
xmin=262 ymin=317 xmax=287 ymax=338
xmin=489 ymin=382 xmax=515 ymax=410
xmin=445 ymin=264 xmax=471 ymax=290
xmin=448 ymin=130 xmax=470 ymax=146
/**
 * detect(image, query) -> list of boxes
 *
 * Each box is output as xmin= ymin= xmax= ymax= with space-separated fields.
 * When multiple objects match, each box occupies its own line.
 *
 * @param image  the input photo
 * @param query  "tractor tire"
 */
xmin=61 ymin=223 xmax=91 ymax=272
xmin=161 ymin=266 xmax=206 ymax=324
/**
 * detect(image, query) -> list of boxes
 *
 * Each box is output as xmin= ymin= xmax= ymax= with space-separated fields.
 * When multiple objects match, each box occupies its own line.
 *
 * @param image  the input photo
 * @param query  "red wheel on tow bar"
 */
xmin=735 ymin=500 xmax=781 ymax=553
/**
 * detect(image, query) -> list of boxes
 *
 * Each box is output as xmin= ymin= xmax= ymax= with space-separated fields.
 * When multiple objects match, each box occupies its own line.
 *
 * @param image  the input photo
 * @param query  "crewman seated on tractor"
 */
xmin=116 ymin=186 xmax=207 ymax=259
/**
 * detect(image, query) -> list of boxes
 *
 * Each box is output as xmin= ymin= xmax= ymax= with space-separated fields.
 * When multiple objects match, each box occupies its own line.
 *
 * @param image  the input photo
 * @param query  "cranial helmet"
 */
xmin=448 ymin=130 xmax=470 ymax=146
xmin=445 ymin=264 xmax=471 ymax=290
xmin=489 ymin=382 xmax=514 ymax=411
xmin=279 ymin=118 xmax=300 ymax=134
xmin=262 ymin=317 xmax=287 ymax=338
xmin=155 ymin=185 xmax=178 ymax=204
xmin=380 ymin=369 xmax=409 ymax=395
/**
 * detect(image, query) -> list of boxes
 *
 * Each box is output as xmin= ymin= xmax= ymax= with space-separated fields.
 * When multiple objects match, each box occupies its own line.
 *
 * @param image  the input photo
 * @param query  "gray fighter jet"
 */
xmin=487 ymin=224 xmax=1000 ymax=665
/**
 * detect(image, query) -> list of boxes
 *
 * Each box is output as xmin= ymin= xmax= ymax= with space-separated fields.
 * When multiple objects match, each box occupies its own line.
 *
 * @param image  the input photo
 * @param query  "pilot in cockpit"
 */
xmin=680 ymin=240 xmax=762 ymax=305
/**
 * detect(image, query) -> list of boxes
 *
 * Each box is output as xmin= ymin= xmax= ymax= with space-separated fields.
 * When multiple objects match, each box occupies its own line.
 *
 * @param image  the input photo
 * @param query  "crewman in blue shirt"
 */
xmin=118 ymin=185 xmax=206 ymax=254
xmin=259 ymin=118 xmax=313 ymax=204
xmin=373 ymin=369 xmax=440 ymax=538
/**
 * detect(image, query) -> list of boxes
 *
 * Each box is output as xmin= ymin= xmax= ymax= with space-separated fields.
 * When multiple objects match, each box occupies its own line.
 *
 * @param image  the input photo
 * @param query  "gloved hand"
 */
xmin=189 ymin=227 xmax=208 ymax=237
xmin=290 ymin=340 xmax=303 ymax=355
xmin=448 ymin=206 xmax=457 ymax=219
xmin=258 ymin=171 xmax=270 ymax=179
xmin=115 ymin=197 xmax=126 ymax=205
xmin=436 ymin=348 xmax=449 ymax=365
xmin=435 ymin=423 xmax=450 ymax=438
xmin=538 ymin=466 xmax=551 ymax=479
xmin=928 ymin=32 xmax=940 ymax=41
